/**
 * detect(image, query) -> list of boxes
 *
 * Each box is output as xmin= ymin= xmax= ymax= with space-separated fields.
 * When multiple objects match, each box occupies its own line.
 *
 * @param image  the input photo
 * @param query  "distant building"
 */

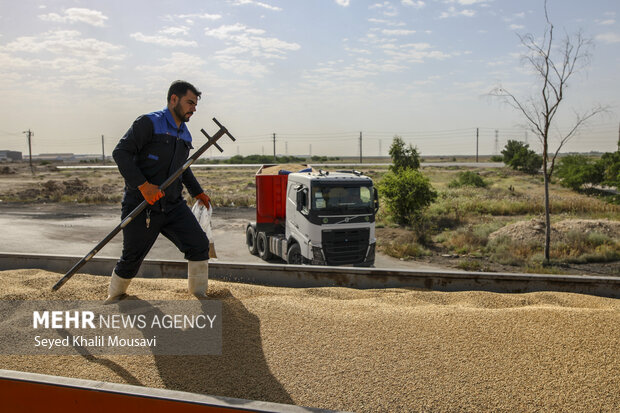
xmin=32 ymin=153 xmax=76 ymax=162
xmin=0 ymin=150 xmax=22 ymax=161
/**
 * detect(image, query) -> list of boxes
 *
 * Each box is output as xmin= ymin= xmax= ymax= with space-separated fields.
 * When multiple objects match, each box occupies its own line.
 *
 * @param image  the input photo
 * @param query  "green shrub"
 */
xmin=599 ymin=151 xmax=620 ymax=188
xmin=448 ymin=171 xmax=488 ymax=188
xmin=556 ymin=155 xmax=604 ymax=190
xmin=501 ymin=140 xmax=542 ymax=174
xmin=378 ymin=169 xmax=437 ymax=226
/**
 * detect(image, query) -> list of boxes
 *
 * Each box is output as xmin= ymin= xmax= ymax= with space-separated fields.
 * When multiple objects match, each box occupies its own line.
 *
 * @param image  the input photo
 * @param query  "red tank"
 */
xmin=255 ymin=165 xmax=289 ymax=228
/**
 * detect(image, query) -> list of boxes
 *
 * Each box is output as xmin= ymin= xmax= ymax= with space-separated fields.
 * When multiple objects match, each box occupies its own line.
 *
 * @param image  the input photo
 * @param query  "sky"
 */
xmin=0 ymin=0 xmax=619 ymax=158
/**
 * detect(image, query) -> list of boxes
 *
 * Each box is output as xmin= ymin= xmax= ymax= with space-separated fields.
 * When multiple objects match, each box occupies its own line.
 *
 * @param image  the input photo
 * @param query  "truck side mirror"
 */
xmin=373 ymin=187 xmax=379 ymax=214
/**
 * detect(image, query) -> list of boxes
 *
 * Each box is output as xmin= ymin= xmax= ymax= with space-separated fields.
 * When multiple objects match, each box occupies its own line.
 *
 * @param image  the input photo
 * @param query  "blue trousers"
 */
xmin=114 ymin=203 xmax=210 ymax=279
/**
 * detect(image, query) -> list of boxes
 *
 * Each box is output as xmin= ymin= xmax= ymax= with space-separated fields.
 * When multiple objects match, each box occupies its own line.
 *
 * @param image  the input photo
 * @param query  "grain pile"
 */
xmin=258 ymin=164 xmax=314 ymax=175
xmin=1 ymin=269 xmax=619 ymax=412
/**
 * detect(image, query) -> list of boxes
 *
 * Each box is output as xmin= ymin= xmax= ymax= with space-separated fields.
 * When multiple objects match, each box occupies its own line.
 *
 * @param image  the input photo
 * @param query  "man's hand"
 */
xmin=195 ymin=192 xmax=211 ymax=209
xmin=138 ymin=182 xmax=164 ymax=205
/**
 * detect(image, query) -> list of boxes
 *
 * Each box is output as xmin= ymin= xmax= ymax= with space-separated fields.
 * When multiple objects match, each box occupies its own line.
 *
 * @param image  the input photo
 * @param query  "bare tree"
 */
xmin=491 ymin=0 xmax=607 ymax=263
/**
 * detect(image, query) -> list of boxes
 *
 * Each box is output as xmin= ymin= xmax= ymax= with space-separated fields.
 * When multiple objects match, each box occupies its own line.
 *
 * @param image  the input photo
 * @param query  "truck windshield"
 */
xmin=311 ymin=185 xmax=373 ymax=213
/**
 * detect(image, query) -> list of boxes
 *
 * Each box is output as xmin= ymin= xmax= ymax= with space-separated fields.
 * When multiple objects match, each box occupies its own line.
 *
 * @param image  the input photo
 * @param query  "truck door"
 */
xmin=286 ymin=184 xmax=310 ymax=259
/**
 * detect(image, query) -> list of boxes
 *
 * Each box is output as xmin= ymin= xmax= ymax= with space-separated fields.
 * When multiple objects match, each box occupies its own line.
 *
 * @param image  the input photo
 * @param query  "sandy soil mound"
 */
xmin=1 ymin=269 xmax=619 ymax=412
xmin=489 ymin=218 xmax=620 ymax=244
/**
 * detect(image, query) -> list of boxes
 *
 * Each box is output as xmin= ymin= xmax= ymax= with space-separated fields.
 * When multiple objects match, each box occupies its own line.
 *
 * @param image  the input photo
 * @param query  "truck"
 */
xmin=246 ymin=164 xmax=379 ymax=266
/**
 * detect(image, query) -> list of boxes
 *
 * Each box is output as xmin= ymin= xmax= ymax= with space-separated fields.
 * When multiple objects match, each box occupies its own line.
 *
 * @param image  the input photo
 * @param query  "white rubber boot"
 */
xmin=188 ymin=260 xmax=209 ymax=298
xmin=104 ymin=270 xmax=132 ymax=303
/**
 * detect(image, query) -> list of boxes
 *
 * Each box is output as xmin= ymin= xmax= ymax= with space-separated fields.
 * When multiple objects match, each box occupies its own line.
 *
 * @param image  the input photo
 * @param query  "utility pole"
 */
xmin=494 ymin=129 xmax=499 ymax=155
xmin=379 ymin=139 xmax=382 ymax=157
xmin=23 ymin=129 xmax=33 ymax=173
xmin=309 ymin=144 xmax=312 ymax=158
xmin=285 ymin=141 xmax=288 ymax=156
xmin=101 ymin=134 xmax=105 ymax=164
xmin=617 ymin=122 xmax=619 ymax=151
xmin=272 ymin=133 xmax=276 ymax=162
xmin=476 ymin=128 xmax=479 ymax=163
xmin=358 ymin=131 xmax=363 ymax=163
xmin=524 ymin=131 xmax=529 ymax=145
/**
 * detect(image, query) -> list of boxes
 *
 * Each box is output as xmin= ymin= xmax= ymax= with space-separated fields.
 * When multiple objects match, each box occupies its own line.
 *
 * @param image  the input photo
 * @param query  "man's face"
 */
xmin=172 ymin=90 xmax=198 ymax=123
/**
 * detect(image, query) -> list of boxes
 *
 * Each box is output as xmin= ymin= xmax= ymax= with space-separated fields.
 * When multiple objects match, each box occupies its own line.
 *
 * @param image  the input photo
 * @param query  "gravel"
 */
xmin=1 ymin=269 xmax=619 ymax=412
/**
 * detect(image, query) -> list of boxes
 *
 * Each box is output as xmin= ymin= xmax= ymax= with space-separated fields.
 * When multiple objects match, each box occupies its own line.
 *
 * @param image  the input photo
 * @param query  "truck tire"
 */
xmin=257 ymin=231 xmax=272 ymax=260
xmin=287 ymin=243 xmax=303 ymax=265
xmin=246 ymin=225 xmax=258 ymax=255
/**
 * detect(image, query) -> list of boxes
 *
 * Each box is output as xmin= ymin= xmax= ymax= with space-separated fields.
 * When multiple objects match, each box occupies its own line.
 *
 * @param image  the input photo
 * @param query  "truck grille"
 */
xmin=322 ymin=228 xmax=369 ymax=265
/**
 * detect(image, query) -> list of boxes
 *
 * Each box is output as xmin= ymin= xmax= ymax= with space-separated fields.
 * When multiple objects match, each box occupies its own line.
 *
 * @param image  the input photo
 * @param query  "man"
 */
xmin=107 ymin=80 xmax=211 ymax=301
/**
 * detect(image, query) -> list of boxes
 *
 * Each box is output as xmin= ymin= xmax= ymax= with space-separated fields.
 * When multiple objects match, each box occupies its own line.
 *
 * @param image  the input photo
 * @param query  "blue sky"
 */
xmin=0 ymin=0 xmax=618 ymax=157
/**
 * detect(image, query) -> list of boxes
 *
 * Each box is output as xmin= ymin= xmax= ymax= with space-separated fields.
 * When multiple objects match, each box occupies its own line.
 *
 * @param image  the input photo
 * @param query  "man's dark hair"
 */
xmin=167 ymin=80 xmax=202 ymax=102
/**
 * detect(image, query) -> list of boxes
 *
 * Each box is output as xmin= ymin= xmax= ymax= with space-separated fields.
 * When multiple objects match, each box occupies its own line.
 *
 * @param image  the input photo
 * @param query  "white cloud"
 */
xmin=382 ymin=29 xmax=416 ymax=36
xmin=1 ymin=30 xmax=123 ymax=60
xmin=368 ymin=18 xmax=406 ymax=27
xmin=374 ymin=41 xmax=450 ymax=64
xmin=176 ymin=13 xmax=222 ymax=20
xmin=445 ymin=0 xmax=490 ymax=5
xmin=213 ymin=55 xmax=270 ymax=77
xmin=596 ymin=32 xmax=620 ymax=43
xmin=160 ymin=26 xmax=191 ymax=36
xmin=205 ymin=24 xmax=299 ymax=56
xmin=174 ymin=13 xmax=222 ymax=26
xmin=38 ymin=8 xmax=108 ymax=27
xmin=0 ymin=30 xmax=125 ymax=92
xmin=335 ymin=0 xmax=350 ymax=6
xmin=133 ymin=52 xmax=223 ymax=85
xmin=204 ymin=23 xmax=300 ymax=75
xmin=229 ymin=0 xmax=282 ymax=12
xmin=439 ymin=7 xmax=476 ymax=18
xmin=130 ymin=33 xmax=198 ymax=47
xmin=370 ymin=2 xmax=398 ymax=17
xmin=597 ymin=19 xmax=615 ymax=26
xmin=503 ymin=12 xmax=525 ymax=23
xmin=205 ymin=23 xmax=268 ymax=40
xmin=509 ymin=24 xmax=524 ymax=30
xmin=402 ymin=0 xmax=425 ymax=8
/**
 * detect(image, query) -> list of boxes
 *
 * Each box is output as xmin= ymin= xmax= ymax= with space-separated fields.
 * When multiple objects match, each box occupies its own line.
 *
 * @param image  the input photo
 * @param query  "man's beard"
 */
xmin=174 ymin=103 xmax=191 ymax=122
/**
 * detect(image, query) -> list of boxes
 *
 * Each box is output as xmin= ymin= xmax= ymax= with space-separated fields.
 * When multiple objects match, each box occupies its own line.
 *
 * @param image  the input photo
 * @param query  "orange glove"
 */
xmin=195 ymin=192 xmax=211 ymax=209
xmin=138 ymin=181 xmax=164 ymax=205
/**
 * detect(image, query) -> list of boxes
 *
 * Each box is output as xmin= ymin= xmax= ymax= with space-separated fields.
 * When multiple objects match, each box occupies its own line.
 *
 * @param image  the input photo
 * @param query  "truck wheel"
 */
xmin=257 ymin=232 xmax=272 ymax=260
xmin=246 ymin=225 xmax=258 ymax=255
xmin=287 ymin=243 xmax=303 ymax=265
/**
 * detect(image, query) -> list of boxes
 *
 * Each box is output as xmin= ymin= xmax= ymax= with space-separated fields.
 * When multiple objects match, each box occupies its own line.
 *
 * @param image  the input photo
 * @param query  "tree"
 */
xmin=490 ymin=1 xmax=607 ymax=263
xmin=380 ymin=135 xmax=436 ymax=226
xmin=501 ymin=140 xmax=543 ymax=174
xmin=378 ymin=168 xmax=437 ymax=226
xmin=599 ymin=151 xmax=620 ymax=188
xmin=556 ymin=154 xmax=604 ymax=190
xmin=389 ymin=135 xmax=420 ymax=172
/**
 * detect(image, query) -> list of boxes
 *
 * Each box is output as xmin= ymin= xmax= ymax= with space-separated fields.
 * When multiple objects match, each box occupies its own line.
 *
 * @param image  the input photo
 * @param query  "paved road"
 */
xmin=0 ymin=203 xmax=444 ymax=271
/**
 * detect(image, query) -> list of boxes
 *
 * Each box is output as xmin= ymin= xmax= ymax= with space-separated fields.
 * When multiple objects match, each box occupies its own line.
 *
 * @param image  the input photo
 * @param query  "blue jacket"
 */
xmin=113 ymin=108 xmax=203 ymax=212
